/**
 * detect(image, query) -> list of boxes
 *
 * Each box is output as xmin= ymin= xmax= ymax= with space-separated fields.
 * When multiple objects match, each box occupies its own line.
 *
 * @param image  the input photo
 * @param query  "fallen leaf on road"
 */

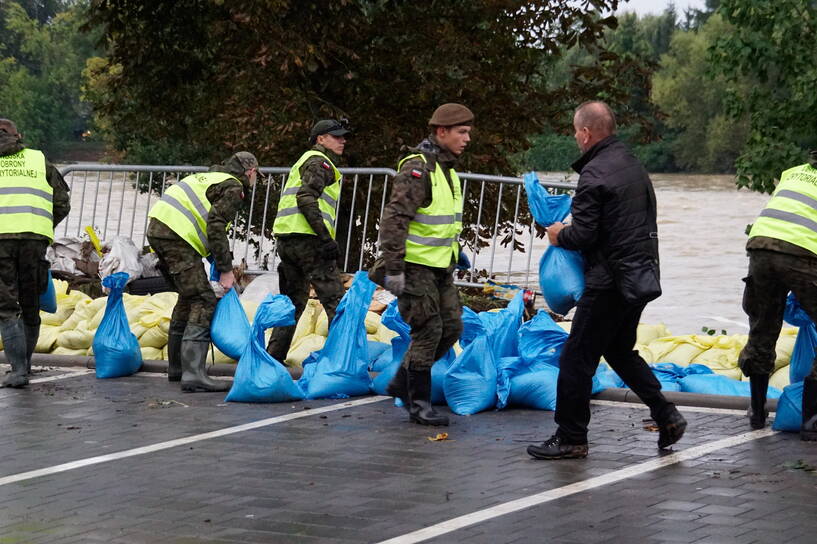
xmin=427 ymin=433 xmax=449 ymax=441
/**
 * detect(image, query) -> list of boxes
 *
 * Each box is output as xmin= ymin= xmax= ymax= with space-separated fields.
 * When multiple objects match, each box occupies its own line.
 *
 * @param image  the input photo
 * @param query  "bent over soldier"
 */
xmin=266 ymin=120 xmax=349 ymax=363
xmin=147 ymin=152 xmax=258 ymax=392
xmin=378 ymin=103 xmax=474 ymax=426
xmin=0 ymin=119 xmax=70 ymax=388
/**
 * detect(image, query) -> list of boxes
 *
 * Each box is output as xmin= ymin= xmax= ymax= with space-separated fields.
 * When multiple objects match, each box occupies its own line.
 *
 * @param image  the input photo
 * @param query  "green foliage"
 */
xmin=709 ymin=0 xmax=817 ymax=192
xmin=0 ymin=1 xmax=98 ymax=152
xmin=516 ymin=131 xmax=577 ymax=173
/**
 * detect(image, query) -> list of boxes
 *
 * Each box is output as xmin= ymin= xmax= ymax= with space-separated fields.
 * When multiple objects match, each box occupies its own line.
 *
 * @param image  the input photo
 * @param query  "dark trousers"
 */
xmin=0 ymin=239 xmax=49 ymax=326
xmin=554 ymin=288 xmax=672 ymax=444
xmin=739 ymin=249 xmax=817 ymax=380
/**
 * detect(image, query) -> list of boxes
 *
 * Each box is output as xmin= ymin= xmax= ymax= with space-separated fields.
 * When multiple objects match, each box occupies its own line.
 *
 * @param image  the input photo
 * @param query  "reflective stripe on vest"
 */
xmin=147 ymin=172 xmax=237 ymax=256
xmin=0 ymin=148 xmax=54 ymax=240
xmin=397 ymin=153 xmax=463 ymax=268
xmin=749 ymin=163 xmax=817 ymax=255
xmin=272 ymin=150 xmax=341 ymax=238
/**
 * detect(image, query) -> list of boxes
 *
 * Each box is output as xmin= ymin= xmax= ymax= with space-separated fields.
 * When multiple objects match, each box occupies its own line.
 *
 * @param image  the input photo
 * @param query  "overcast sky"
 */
xmin=615 ymin=0 xmax=707 ymax=16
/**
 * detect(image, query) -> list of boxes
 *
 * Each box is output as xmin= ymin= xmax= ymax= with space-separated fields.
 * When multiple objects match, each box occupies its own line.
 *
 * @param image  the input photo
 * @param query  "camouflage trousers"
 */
xmin=0 ymin=239 xmax=49 ymax=325
xmin=398 ymin=262 xmax=463 ymax=371
xmin=739 ymin=249 xmax=817 ymax=379
xmin=147 ymin=234 xmax=216 ymax=328
xmin=266 ymin=235 xmax=345 ymax=362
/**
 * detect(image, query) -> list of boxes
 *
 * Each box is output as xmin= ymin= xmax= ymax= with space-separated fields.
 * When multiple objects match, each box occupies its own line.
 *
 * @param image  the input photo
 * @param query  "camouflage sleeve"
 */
xmin=206 ymin=179 xmax=244 ymax=272
xmin=379 ymin=158 xmax=429 ymax=274
xmin=46 ymin=161 xmax=70 ymax=227
xmin=296 ymin=157 xmax=333 ymax=241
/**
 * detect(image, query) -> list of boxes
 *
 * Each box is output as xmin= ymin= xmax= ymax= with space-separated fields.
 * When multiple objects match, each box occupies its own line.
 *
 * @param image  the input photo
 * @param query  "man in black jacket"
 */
xmin=527 ymin=101 xmax=687 ymax=460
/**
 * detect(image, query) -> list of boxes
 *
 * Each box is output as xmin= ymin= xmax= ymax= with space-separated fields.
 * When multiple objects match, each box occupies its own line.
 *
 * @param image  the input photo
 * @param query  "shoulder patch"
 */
xmin=410 ymin=169 xmax=423 ymax=178
xmin=321 ymin=161 xmax=331 ymax=170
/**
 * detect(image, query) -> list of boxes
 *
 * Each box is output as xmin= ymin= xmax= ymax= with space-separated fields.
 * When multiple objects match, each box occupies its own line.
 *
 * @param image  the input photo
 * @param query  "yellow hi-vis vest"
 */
xmin=148 ymin=172 xmax=238 ymax=256
xmin=273 ymin=150 xmax=341 ymax=239
xmin=400 ymin=153 xmax=463 ymax=268
xmin=0 ymin=148 xmax=54 ymax=240
xmin=749 ymin=163 xmax=817 ymax=255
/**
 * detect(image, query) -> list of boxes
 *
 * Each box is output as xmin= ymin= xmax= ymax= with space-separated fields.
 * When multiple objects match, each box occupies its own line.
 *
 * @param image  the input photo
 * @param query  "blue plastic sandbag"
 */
xmin=443 ymin=307 xmax=497 ymax=415
xmin=772 ymin=382 xmax=804 ymax=431
xmin=39 ymin=269 xmax=57 ymax=313
xmin=430 ymin=349 xmax=455 ymax=405
xmin=93 ymin=272 xmax=142 ymax=378
xmin=518 ymin=309 xmax=569 ymax=367
xmin=478 ymin=290 xmax=526 ymax=359
xmin=211 ymin=288 xmax=251 ymax=360
xmin=784 ymin=293 xmax=817 ymax=384
xmin=497 ymin=356 xmax=603 ymax=411
xmin=225 ymin=294 xmax=304 ymax=403
xmin=299 ymin=272 xmax=375 ymax=399
xmin=679 ymin=373 xmax=782 ymax=398
xmin=594 ymin=364 xmax=624 ymax=390
xmin=523 ymin=172 xmax=585 ymax=315
xmin=650 ymin=363 xmax=714 ymax=392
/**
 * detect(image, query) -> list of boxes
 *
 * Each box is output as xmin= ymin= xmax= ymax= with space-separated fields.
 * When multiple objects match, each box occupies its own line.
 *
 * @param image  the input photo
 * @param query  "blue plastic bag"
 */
xmin=594 ymin=364 xmax=624 ymax=390
xmin=39 ymin=269 xmax=57 ymax=313
xmin=497 ymin=356 xmax=603 ymax=411
xmin=93 ymin=272 xmax=142 ymax=378
xmin=772 ymin=382 xmax=803 ymax=431
xmin=478 ymin=290 xmax=526 ymax=360
xmin=679 ymin=373 xmax=782 ymax=398
xmin=299 ymin=272 xmax=375 ymax=399
xmin=211 ymin=288 xmax=251 ymax=360
xmin=784 ymin=293 xmax=817 ymax=384
xmin=518 ymin=309 xmax=569 ymax=367
xmin=523 ymin=172 xmax=585 ymax=315
xmin=225 ymin=295 xmax=305 ymax=403
xmin=650 ymin=363 xmax=713 ymax=392
xmin=443 ymin=308 xmax=497 ymax=415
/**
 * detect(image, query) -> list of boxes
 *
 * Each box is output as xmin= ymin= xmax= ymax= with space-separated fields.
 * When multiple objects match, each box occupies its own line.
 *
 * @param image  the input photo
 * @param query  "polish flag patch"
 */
xmin=321 ymin=161 xmax=331 ymax=170
xmin=410 ymin=169 xmax=423 ymax=178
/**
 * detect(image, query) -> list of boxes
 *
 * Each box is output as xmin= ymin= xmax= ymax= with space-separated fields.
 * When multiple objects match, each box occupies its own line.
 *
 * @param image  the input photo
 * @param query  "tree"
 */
xmin=709 ymin=0 xmax=817 ymax=192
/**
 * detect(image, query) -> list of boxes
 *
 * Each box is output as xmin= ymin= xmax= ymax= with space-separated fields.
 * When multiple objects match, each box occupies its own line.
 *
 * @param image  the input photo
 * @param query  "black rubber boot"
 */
xmin=801 ymin=377 xmax=817 ymax=442
xmin=407 ymin=369 xmax=448 ymax=426
xmin=748 ymin=374 xmax=770 ymax=430
xmin=1 ymin=319 xmax=29 ymax=388
xmin=23 ymin=324 xmax=39 ymax=375
xmin=166 ymin=320 xmax=185 ymax=382
xmin=180 ymin=324 xmax=230 ymax=393
xmin=385 ymin=365 xmax=409 ymax=411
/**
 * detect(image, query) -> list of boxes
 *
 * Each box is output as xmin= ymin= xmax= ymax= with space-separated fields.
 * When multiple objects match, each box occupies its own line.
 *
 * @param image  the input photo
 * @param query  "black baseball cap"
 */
xmin=309 ymin=119 xmax=351 ymax=144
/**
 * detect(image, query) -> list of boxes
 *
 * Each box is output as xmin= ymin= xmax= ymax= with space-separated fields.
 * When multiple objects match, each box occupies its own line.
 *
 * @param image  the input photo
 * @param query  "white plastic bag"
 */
xmin=98 ymin=236 xmax=143 ymax=282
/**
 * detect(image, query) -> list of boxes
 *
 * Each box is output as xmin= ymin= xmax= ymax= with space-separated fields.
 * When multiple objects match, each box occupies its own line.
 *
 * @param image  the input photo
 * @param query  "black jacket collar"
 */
xmin=572 ymin=135 xmax=618 ymax=174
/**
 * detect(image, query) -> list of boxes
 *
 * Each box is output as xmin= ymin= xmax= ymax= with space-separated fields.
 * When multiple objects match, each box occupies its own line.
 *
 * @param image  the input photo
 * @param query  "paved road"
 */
xmin=1 ymin=366 xmax=815 ymax=544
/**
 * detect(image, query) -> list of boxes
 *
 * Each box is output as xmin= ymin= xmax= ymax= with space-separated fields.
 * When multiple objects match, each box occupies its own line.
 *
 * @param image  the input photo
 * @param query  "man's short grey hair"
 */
xmin=0 ymin=118 xmax=19 ymax=135
xmin=574 ymin=101 xmax=616 ymax=135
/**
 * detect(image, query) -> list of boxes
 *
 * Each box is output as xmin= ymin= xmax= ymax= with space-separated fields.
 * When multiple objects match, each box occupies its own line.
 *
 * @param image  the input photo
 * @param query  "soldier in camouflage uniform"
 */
xmin=147 ymin=152 xmax=258 ymax=392
xmin=0 ymin=119 xmax=71 ymax=387
xmin=266 ymin=120 xmax=350 ymax=363
xmin=377 ymin=104 xmax=474 ymax=426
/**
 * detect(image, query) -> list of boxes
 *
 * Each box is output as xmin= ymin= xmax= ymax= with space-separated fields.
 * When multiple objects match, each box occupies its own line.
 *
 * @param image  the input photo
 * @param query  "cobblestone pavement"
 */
xmin=1 ymin=366 xmax=815 ymax=544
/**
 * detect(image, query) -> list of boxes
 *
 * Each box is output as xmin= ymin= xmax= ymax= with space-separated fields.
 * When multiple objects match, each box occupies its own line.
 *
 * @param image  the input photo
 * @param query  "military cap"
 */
xmin=428 ymin=103 xmax=474 ymax=127
xmin=233 ymin=151 xmax=259 ymax=170
xmin=310 ymin=119 xmax=351 ymax=144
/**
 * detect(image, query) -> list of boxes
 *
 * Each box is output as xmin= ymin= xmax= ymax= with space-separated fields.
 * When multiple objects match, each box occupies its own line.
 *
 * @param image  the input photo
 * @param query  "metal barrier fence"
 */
xmin=58 ymin=164 xmax=576 ymax=290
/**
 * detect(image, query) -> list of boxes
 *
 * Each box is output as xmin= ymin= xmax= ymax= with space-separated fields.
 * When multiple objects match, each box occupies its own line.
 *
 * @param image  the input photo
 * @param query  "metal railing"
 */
xmin=58 ymin=164 xmax=576 ymax=290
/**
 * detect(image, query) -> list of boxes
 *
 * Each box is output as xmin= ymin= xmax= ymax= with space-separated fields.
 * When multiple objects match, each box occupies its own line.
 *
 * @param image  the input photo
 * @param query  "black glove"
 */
xmin=320 ymin=239 xmax=340 ymax=261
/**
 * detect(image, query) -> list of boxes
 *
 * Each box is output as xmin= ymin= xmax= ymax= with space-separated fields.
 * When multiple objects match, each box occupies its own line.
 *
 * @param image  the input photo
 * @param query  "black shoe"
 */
xmin=658 ymin=409 xmax=687 ymax=449
xmin=527 ymin=435 xmax=588 ymax=460
xmin=386 ymin=366 xmax=409 ymax=411
xmin=749 ymin=374 xmax=770 ymax=430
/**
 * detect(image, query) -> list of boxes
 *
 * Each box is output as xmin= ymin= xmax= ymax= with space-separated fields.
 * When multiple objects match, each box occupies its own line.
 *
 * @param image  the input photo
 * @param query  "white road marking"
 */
xmin=0 ymin=395 xmax=389 ymax=487
xmin=377 ymin=428 xmax=777 ymax=544
xmin=590 ymin=399 xmax=762 ymax=415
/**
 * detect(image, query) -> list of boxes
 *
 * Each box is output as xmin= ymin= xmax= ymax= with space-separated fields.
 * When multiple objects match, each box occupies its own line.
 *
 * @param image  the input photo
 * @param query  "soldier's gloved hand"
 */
xmin=320 ymin=239 xmax=340 ymax=261
xmin=456 ymin=249 xmax=471 ymax=271
xmin=384 ymin=273 xmax=406 ymax=296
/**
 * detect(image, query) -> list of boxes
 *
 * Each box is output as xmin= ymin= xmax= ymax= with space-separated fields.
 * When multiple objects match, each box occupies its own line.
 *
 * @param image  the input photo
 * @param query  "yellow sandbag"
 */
xmin=241 ymin=300 xmax=259 ymax=322
xmin=136 ymin=292 xmax=178 ymax=329
xmin=162 ymin=345 xmax=168 ymax=360
xmin=770 ymin=364 xmax=791 ymax=390
xmin=774 ymin=328 xmax=797 ymax=371
xmin=636 ymin=343 xmax=654 ymax=364
xmin=51 ymin=346 xmax=89 ymax=357
xmin=206 ymin=346 xmax=235 ymax=365
xmin=691 ymin=334 xmax=748 ymax=371
xmin=315 ymin=309 xmax=329 ymax=337
xmin=286 ymin=333 xmax=325 ymax=368
xmin=86 ymin=293 xmax=148 ymax=330
xmin=140 ymin=346 xmax=163 ymax=361
xmin=58 ymin=295 xmax=105 ymax=331
xmin=41 ymin=290 xmax=91 ymax=326
xmin=557 ymin=321 xmax=571 ymax=333
xmin=647 ymin=335 xmax=709 ymax=365
xmin=374 ymin=323 xmax=398 ymax=344
xmin=291 ymin=299 xmax=322 ymax=346
xmin=35 ymin=325 xmax=60 ymax=353
xmin=139 ymin=326 xmax=168 ymax=349
xmin=711 ymin=366 xmax=743 ymax=380
xmin=365 ymin=311 xmax=380 ymax=334
xmin=130 ymin=323 xmax=148 ymax=339
xmin=56 ymin=328 xmax=94 ymax=350
xmin=636 ymin=323 xmax=671 ymax=346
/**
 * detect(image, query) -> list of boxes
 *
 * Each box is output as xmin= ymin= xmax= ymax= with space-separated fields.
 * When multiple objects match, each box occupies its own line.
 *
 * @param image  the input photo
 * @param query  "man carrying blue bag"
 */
xmin=147 ymin=152 xmax=258 ymax=392
xmin=527 ymin=102 xmax=686 ymax=459
xmin=0 ymin=119 xmax=70 ymax=388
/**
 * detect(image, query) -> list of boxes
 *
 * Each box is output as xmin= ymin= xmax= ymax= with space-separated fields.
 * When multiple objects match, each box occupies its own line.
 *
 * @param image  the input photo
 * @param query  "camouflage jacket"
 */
xmin=0 ymin=133 xmax=71 ymax=241
xmin=148 ymin=158 xmax=252 ymax=273
xmin=281 ymin=143 xmax=343 ymax=242
xmin=379 ymin=135 xmax=459 ymax=274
